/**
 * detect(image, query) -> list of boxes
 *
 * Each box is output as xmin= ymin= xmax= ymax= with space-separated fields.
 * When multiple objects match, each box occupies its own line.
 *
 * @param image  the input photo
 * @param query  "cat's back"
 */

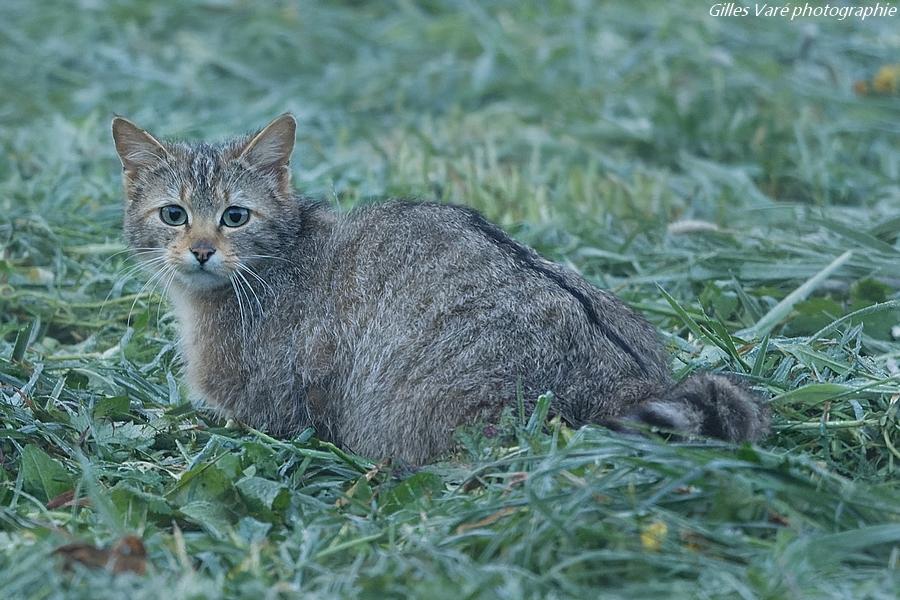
xmin=323 ymin=201 xmax=562 ymax=320
xmin=327 ymin=201 xmax=510 ymax=288
xmin=326 ymin=202 xmax=658 ymax=344
xmin=320 ymin=200 xmax=669 ymax=385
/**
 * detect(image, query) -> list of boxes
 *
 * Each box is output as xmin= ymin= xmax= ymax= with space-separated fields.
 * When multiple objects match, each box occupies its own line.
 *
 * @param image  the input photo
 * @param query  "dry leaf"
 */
xmin=768 ymin=511 xmax=790 ymax=527
xmin=54 ymin=535 xmax=147 ymax=575
xmin=455 ymin=506 xmax=519 ymax=534
xmin=46 ymin=490 xmax=90 ymax=510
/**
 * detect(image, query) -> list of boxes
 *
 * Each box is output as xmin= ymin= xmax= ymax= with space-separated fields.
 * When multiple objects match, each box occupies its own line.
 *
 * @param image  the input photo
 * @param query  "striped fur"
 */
xmin=113 ymin=115 xmax=770 ymax=464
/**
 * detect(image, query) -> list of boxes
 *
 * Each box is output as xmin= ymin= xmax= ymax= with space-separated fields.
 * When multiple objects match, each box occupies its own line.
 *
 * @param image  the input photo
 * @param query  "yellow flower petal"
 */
xmin=872 ymin=64 xmax=900 ymax=94
xmin=640 ymin=520 xmax=668 ymax=552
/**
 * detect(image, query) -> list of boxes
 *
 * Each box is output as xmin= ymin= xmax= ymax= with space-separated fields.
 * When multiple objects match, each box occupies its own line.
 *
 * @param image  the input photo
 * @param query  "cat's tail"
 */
xmin=615 ymin=373 xmax=770 ymax=442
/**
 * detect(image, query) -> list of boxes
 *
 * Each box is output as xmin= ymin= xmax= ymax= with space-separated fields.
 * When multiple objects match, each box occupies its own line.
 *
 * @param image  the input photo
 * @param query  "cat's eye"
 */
xmin=160 ymin=205 xmax=187 ymax=226
xmin=221 ymin=206 xmax=250 ymax=228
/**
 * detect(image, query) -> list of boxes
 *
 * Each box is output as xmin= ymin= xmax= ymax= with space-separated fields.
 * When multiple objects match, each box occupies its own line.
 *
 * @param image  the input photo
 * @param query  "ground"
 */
xmin=1 ymin=1 xmax=899 ymax=598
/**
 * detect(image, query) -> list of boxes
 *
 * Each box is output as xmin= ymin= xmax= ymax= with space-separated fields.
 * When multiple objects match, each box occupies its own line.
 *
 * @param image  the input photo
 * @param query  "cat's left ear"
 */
xmin=238 ymin=113 xmax=296 ymax=174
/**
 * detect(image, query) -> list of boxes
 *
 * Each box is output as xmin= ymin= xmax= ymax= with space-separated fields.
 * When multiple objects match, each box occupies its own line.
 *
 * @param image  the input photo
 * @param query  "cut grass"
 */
xmin=1 ymin=0 xmax=899 ymax=597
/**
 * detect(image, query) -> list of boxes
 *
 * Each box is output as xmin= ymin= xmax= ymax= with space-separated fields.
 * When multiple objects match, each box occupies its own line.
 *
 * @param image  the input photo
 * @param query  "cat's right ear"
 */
xmin=111 ymin=117 xmax=171 ymax=177
xmin=238 ymin=113 xmax=296 ymax=174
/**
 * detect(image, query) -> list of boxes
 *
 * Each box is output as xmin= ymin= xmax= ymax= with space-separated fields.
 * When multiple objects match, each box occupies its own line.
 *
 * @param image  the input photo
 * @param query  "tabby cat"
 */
xmin=112 ymin=114 xmax=768 ymax=463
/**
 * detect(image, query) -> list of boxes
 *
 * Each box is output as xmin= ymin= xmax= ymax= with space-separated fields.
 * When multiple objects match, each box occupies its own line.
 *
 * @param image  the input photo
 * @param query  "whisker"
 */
xmin=127 ymin=265 xmax=174 ymax=326
xmin=99 ymin=247 xmax=164 ymax=266
xmin=108 ymin=256 xmax=168 ymax=281
xmin=244 ymin=254 xmax=302 ymax=267
xmin=113 ymin=255 xmax=169 ymax=281
xmin=109 ymin=254 xmax=169 ymax=281
xmin=235 ymin=269 xmax=263 ymax=316
xmin=100 ymin=255 xmax=171 ymax=314
xmin=234 ymin=270 xmax=257 ymax=320
xmin=229 ymin=276 xmax=247 ymax=337
xmin=156 ymin=267 xmax=179 ymax=331
xmin=119 ymin=247 xmax=165 ymax=256
xmin=237 ymin=262 xmax=274 ymax=297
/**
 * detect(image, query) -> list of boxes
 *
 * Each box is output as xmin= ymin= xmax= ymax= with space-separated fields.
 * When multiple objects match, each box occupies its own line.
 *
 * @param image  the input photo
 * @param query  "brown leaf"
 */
xmin=680 ymin=530 xmax=708 ymax=552
xmin=461 ymin=476 xmax=485 ymax=493
xmin=46 ymin=490 xmax=90 ymax=510
xmin=54 ymin=535 xmax=147 ymax=575
xmin=768 ymin=510 xmax=791 ymax=527
xmin=504 ymin=471 xmax=528 ymax=490
xmin=54 ymin=543 xmax=108 ymax=570
xmin=455 ymin=506 xmax=519 ymax=534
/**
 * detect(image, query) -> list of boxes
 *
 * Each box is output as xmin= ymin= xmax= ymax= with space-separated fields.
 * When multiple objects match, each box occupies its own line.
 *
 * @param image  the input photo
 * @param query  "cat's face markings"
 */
xmin=113 ymin=114 xmax=298 ymax=292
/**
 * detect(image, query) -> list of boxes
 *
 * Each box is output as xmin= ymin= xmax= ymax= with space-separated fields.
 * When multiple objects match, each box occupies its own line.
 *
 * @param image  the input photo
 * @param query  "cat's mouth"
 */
xmin=175 ymin=264 xmax=232 ymax=289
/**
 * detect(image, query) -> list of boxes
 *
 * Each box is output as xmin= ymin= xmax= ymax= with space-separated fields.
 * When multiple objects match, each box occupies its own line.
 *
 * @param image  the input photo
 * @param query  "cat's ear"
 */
xmin=111 ymin=117 xmax=171 ymax=176
xmin=238 ymin=113 xmax=296 ymax=173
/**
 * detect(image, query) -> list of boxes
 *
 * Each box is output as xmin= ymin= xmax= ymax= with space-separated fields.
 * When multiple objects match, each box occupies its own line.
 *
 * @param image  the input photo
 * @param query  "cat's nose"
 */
xmin=190 ymin=241 xmax=216 ymax=265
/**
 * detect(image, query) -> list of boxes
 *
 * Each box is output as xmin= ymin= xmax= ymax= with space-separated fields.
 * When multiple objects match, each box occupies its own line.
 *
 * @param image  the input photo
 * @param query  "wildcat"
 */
xmin=112 ymin=113 xmax=769 ymax=464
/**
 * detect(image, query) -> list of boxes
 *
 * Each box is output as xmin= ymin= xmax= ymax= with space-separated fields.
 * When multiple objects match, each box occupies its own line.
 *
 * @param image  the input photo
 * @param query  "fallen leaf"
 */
xmin=504 ymin=471 xmax=528 ymax=491
xmin=54 ymin=535 xmax=147 ymax=575
xmin=455 ymin=506 xmax=519 ymax=534
xmin=46 ymin=489 xmax=90 ymax=510
xmin=768 ymin=511 xmax=791 ymax=527
xmin=680 ymin=530 xmax=707 ymax=552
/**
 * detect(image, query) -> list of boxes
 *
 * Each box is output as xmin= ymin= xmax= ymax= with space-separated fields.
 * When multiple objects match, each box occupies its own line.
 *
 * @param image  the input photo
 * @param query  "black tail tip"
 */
xmin=620 ymin=373 xmax=770 ymax=443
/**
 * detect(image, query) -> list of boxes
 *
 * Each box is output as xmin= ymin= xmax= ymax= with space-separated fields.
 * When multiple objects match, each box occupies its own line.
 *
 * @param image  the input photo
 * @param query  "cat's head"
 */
xmin=112 ymin=114 xmax=298 ymax=291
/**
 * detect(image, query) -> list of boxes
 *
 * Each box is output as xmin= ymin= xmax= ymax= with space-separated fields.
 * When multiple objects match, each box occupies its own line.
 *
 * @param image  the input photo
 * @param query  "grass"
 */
xmin=1 ymin=0 xmax=899 ymax=597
